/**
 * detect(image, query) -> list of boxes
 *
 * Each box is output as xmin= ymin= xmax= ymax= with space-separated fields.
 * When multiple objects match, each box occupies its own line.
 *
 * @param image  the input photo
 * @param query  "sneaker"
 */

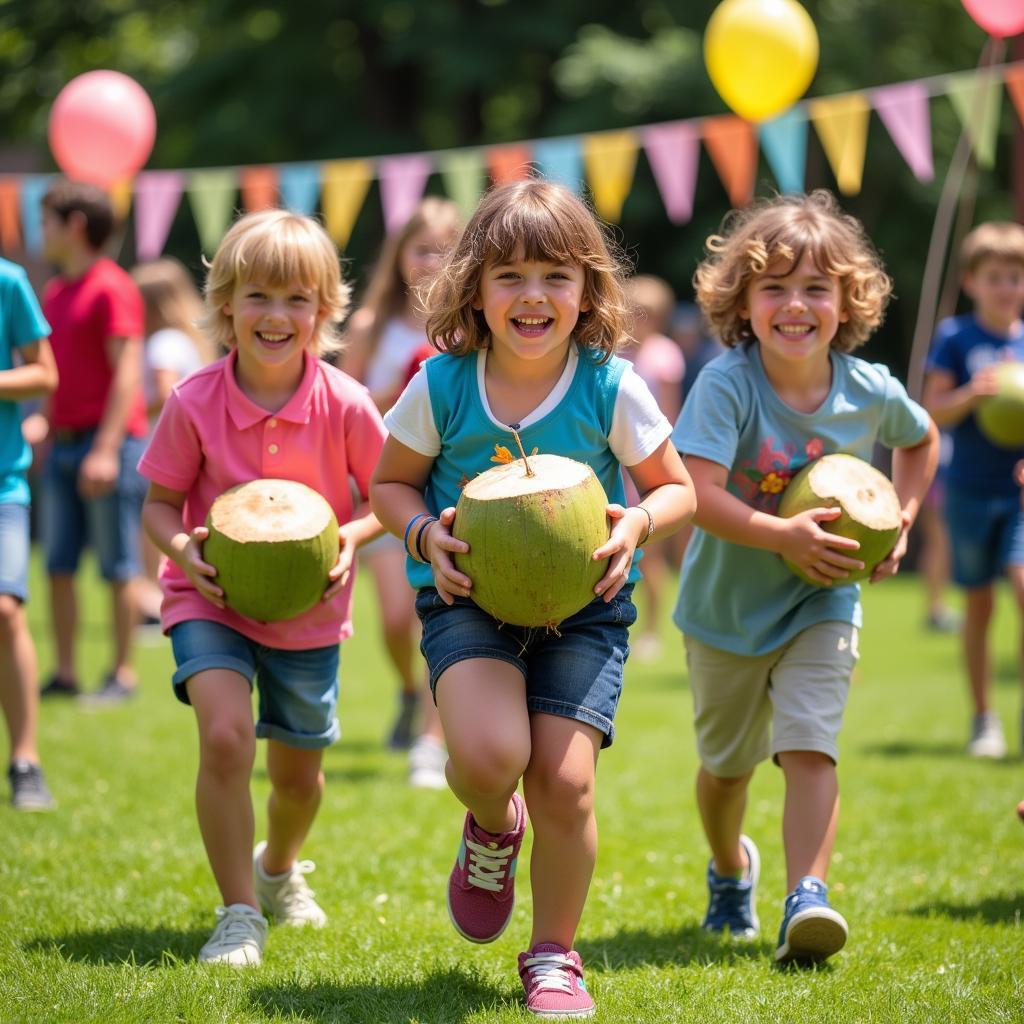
xmin=80 ymin=675 xmax=137 ymax=706
xmin=39 ymin=674 xmax=80 ymax=698
xmin=926 ymin=609 xmax=961 ymax=633
xmin=775 ymin=875 xmax=848 ymax=965
xmin=198 ymin=904 xmax=267 ymax=966
xmin=408 ymin=735 xmax=448 ymax=790
xmin=447 ymin=791 xmax=526 ymax=943
xmin=702 ymin=834 xmax=760 ymax=939
xmin=8 ymin=760 xmax=56 ymax=811
xmin=518 ymin=942 xmax=595 ymax=1019
xmin=967 ymin=712 xmax=1006 ymax=758
xmin=253 ymin=841 xmax=327 ymax=927
xmin=387 ymin=691 xmax=419 ymax=750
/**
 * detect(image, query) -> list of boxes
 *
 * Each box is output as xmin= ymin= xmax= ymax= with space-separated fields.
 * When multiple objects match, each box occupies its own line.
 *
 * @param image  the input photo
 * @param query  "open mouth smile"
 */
xmin=256 ymin=330 xmax=293 ymax=347
xmin=511 ymin=316 xmax=553 ymax=337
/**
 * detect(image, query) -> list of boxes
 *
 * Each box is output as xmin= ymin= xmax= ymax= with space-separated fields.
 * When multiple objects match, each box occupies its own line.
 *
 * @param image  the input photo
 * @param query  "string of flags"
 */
xmin=1 ymin=61 xmax=1022 ymax=262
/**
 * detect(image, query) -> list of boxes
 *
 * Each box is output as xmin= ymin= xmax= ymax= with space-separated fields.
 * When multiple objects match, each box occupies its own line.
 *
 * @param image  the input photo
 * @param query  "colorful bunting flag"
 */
xmin=1005 ymin=64 xmax=1024 ymax=125
xmin=642 ymin=122 xmax=699 ymax=224
xmin=439 ymin=151 xmax=486 ymax=219
xmin=322 ymin=159 xmax=372 ymax=248
xmin=533 ymin=138 xmax=583 ymax=192
xmin=0 ymin=181 xmax=21 ymax=254
xmin=19 ymin=176 xmax=51 ymax=256
xmin=872 ymin=82 xmax=934 ymax=183
xmin=240 ymin=166 xmax=278 ymax=212
xmin=378 ymin=154 xmax=431 ymax=234
xmin=947 ymin=69 xmax=1003 ymax=168
xmin=109 ymin=179 xmax=134 ymax=221
xmin=187 ymin=170 xmax=238 ymax=255
xmin=759 ymin=110 xmax=807 ymax=194
xmin=487 ymin=145 xmax=533 ymax=186
xmin=279 ymin=164 xmax=321 ymax=214
xmin=809 ymin=94 xmax=871 ymax=195
xmin=702 ymin=116 xmax=757 ymax=207
xmin=135 ymin=171 xmax=184 ymax=262
xmin=583 ymin=131 xmax=638 ymax=223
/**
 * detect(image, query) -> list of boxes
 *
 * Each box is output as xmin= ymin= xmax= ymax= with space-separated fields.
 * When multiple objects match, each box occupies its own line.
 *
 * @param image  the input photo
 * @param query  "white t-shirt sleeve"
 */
xmin=608 ymin=363 xmax=672 ymax=467
xmin=382 ymin=367 xmax=441 ymax=456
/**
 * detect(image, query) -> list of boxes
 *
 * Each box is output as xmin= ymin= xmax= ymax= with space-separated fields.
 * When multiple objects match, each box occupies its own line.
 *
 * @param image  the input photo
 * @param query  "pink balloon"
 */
xmin=961 ymin=0 xmax=1024 ymax=37
xmin=48 ymin=70 xmax=156 ymax=187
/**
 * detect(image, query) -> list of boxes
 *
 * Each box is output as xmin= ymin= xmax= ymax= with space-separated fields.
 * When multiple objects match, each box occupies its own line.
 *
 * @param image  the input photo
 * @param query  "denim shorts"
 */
xmin=41 ymin=432 xmax=148 ymax=581
xmin=0 ymin=503 xmax=30 ymax=602
xmin=414 ymin=584 xmax=637 ymax=748
xmin=945 ymin=487 xmax=1024 ymax=587
xmin=168 ymin=619 xmax=341 ymax=750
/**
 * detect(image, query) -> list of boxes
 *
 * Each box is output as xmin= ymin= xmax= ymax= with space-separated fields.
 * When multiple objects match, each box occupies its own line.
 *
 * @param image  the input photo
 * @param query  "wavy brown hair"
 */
xmin=694 ymin=190 xmax=891 ymax=353
xmin=421 ymin=179 xmax=631 ymax=361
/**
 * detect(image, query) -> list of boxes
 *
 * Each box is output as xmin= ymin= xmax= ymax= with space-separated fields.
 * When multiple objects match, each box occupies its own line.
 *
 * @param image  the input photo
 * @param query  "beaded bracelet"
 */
xmin=403 ymin=513 xmax=432 ymax=559
xmin=414 ymin=516 xmax=439 ymax=563
xmin=636 ymin=505 xmax=655 ymax=546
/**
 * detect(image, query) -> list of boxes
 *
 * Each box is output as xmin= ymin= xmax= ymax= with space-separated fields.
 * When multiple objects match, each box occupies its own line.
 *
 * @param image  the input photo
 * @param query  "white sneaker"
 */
xmin=968 ymin=712 xmax=1006 ymax=758
xmin=408 ymin=735 xmax=448 ymax=790
xmin=254 ymin=841 xmax=327 ymax=927
xmin=198 ymin=904 xmax=267 ymax=966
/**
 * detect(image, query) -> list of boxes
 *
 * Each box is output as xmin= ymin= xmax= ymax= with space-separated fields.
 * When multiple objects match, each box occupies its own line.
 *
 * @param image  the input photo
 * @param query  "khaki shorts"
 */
xmin=684 ymin=621 xmax=858 ymax=778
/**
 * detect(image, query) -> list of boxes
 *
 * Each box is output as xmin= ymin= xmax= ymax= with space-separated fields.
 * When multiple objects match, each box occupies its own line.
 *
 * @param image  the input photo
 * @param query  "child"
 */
xmin=0 ymin=257 xmax=58 ymax=809
xmin=673 ymin=191 xmax=938 ymax=964
xmin=139 ymin=210 xmax=386 ymax=967
xmin=130 ymin=257 xmax=213 ymax=625
xmin=370 ymin=180 xmax=695 ymax=1018
xmin=342 ymin=198 xmax=461 ymax=785
xmin=924 ymin=222 xmax=1024 ymax=759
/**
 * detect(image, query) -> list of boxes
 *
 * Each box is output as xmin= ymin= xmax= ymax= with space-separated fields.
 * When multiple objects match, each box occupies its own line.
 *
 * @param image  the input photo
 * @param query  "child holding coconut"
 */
xmin=139 ymin=210 xmax=386 ymax=967
xmin=370 ymin=179 xmax=695 ymax=1019
xmin=672 ymin=191 xmax=938 ymax=964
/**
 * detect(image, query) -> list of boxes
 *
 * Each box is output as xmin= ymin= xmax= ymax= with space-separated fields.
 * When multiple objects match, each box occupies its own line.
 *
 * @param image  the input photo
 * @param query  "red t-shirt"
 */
xmin=43 ymin=258 xmax=147 ymax=436
xmin=402 ymin=342 xmax=437 ymax=391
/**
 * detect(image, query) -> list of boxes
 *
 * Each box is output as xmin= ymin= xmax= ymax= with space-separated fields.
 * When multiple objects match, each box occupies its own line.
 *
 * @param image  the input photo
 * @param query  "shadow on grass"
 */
xmin=860 ymin=740 xmax=973 ymax=758
xmin=250 ymin=966 xmax=506 ymax=1024
xmin=24 ymin=925 xmax=209 ymax=966
xmin=905 ymin=892 xmax=1024 ymax=926
xmin=251 ymin=767 xmax=381 ymax=784
xmin=577 ymin=922 xmax=771 ymax=969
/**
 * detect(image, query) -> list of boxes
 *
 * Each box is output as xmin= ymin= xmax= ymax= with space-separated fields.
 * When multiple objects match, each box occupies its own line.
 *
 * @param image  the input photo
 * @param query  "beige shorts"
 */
xmin=684 ymin=620 xmax=858 ymax=778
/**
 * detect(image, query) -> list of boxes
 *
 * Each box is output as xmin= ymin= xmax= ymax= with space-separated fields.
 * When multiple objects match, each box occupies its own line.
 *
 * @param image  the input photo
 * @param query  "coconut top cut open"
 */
xmin=208 ymin=479 xmax=335 ymax=544
xmin=460 ymin=453 xmax=593 ymax=500
xmin=802 ymin=454 xmax=901 ymax=529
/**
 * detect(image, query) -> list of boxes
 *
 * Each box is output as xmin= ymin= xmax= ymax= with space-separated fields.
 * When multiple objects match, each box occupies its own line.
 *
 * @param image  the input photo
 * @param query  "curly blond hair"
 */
xmin=200 ymin=209 xmax=351 ymax=357
xmin=694 ymin=190 xmax=891 ymax=353
xmin=420 ymin=179 xmax=631 ymax=362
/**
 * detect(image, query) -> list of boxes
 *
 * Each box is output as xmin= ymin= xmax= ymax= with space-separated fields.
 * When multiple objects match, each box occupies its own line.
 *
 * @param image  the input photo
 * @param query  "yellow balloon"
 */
xmin=704 ymin=0 xmax=819 ymax=122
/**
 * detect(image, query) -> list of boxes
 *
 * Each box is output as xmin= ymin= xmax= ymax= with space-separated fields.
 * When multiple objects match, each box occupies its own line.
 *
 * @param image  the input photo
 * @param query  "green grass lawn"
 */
xmin=2 ymin=556 xmax=1022 ymax=1023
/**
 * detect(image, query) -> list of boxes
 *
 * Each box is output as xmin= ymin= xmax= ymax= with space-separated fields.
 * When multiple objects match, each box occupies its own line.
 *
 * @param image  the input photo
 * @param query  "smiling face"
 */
xmin=738 ymin=250 xmax=848 ymax=371
xmin=963 ymin=256 xmax=1024 ymax=334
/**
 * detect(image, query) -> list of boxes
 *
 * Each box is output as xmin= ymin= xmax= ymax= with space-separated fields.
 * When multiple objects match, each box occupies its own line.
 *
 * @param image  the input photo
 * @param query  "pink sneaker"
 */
xmin=518 ymin=942 xmax=595 ymax=1019
xmin=446 ymin=791 xmax=526 ymax=943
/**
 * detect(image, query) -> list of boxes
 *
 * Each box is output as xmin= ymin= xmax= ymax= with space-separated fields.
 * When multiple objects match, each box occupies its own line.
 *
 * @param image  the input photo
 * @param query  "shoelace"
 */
xmin=272 ymin=860 xmax=319 ymax=912
xmin=522 ymin=952 xmax=579 ymax=995
xmin=210 ymin=907 xmax=262 ymax=947
xmin=465 ymin=837 xmax=514 ymax=892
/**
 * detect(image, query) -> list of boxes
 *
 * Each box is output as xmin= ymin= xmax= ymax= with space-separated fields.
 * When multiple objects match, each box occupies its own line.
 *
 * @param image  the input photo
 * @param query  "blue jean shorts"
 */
xmin=41 ymin=432 xmax=148 ymax=581
xmin=414 ymin=584 xmax=637 ymax=748
xmin=0 ymin=503 xmax=30 ymax=602
xmin=168 ymin=619 xmax=341 ymax=750
xmin=945 ymin=487 xmax=1024 ymax=587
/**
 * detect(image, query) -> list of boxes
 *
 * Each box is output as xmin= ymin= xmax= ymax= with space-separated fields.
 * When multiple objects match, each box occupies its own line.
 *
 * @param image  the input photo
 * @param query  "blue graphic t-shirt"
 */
xmin=671 ymin=343 xmax=930 ymax=656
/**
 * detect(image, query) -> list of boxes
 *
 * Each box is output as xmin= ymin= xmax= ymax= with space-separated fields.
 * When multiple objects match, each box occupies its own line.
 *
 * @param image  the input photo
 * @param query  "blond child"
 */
xmin=370 ymin=180 xmax=695 ymax=1018
xmin=139 ymin=210 xmax=386 ymax=967
xmin=673 ymin=191 xmax=938 ymax=963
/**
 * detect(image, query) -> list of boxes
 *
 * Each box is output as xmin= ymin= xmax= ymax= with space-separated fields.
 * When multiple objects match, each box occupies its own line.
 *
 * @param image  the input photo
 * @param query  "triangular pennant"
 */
xmin=582 ymin=130 xmax=638 ymax=223
xmin=702 ymin=116 xmax=757 ymax=207
xmin=439 ymin=151 xmax=485 ymax=220
xmin=808 ymin=94 xmax=871 ymax=195
xmin=872 ymin=82 xmax=933 ymax=183
xmin=1003 ymin=65 xmax=1024 ymax=128
xmin=134 ymin=171 xmax=184 ymax=262
xmin=0 ymin=181 xmax=21 ymax=253
xmin=378 ymin=154 xmax=431 ymax=233
xmin=642 ymin=122 xmax=699 ymax=224
xmin=187 ymin=170 xmax=238 ymax=255
xmin=279 ymin=163 xmax=321 ymax=214
xmin=109 ymin=179 xmax=134 ymax=222
xmin=487 ymin=145 xmax=533 ymax=186
xmin=533 ymin=138 xmax=583 ymax=192
xmin=19 ymin=175 xmax=52 ymax=256
xmin=321 ymin=159 xmax=372 ymax=248
xmin=758 ymin=109 xmax=807 ymax=194
xmin=947 ymin=70 xmax=1002 ymax=169
xmin=240 ymin=166 xmax=279 ymax=212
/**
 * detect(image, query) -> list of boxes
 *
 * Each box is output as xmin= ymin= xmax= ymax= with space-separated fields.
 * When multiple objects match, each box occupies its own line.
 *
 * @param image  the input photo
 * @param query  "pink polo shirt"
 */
xmin=138 ymin=348 xmax=386 ymax=649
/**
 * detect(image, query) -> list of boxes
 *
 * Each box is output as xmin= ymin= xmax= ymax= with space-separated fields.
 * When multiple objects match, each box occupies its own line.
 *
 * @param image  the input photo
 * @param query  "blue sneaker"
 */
xmin=702 ymin=834 xmax=760 ymax=939
xmin=775 ymin=875 xmax=848 ymax=964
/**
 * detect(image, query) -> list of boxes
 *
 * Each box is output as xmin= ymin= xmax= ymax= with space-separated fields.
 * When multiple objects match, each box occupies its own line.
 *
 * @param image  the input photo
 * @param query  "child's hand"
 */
xmin=969 ymin=365 xmax=1000 ymax=401
xmin=424 ymin=506 xmax=472 ymax=605
xmin=323 ymin=525 xmax=357 ymax=601
xmin=1015 ymin=459 xmax=1024 ymax=489
xmin=778 ymin=506 xmax=864 ymax=586
xmin=591 ymin=504 xmax=644 ymax=602
xmin=180 ymin=526 xmax=225 ymax=609
xmin=868 ymin=511 xmax=912 ymax=583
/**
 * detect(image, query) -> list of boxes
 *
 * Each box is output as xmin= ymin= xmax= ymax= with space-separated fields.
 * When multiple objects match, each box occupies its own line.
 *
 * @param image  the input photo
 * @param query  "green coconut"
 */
xmin=777 ymin=453 xmax=902 ymax=587
xmin=203 ymin=479 xmax=339 ymax=622
xmin=452 ymin=453 xmax=610 ymax=627
xmin=976 ymin=361 xmax=1024 ymax=449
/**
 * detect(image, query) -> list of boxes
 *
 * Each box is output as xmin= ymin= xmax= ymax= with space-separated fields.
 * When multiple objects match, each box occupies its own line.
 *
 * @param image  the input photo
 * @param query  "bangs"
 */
xmin=226 ymin=220 xmax=334 ymax=290
xmin=750 ymin=219 xmax=851 ymax=280
xmin=479 ymin=193 xmax=596 ymax=268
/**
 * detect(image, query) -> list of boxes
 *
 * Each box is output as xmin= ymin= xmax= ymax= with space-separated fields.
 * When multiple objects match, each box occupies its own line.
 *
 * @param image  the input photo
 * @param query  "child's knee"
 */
xmin=200 ymin=721 xmax=256 ymax=775
xmin=525 ymin=769 xmax=594 ymax=823
xmin=449 ymin=744 xmax=526 ymax=796
xmin=0 ymin=593 xmax=24 ymax=636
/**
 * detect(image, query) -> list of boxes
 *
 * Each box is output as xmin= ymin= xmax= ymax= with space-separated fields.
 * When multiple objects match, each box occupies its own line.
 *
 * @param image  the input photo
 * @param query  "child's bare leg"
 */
xmin=778 ymin=750 xmax=839 ymax=888
xmin=49 ymin=573 xmax=77 ymax=682
xmin=522 ymin=714 xmax=602 ymax=949
xmin=110 ymin=578 xmax=137 ymax=685
xmin=262 ymin=742 xmax=324 ymax=873
xmin=964 ymin=584 xmax=995 ymax=715
xmin=436 ymin=658 xmax=531 ymax=833
xmin=1009 ymin=564 xmax=1024 ymax=686
xmin=371 ymin=547 xmax=420 ymax=695
xmin=0 ymin=596 xmax=40 ymax=763
xmin=188 ymin=669 xmax=258 ymax=908
xmin=696 ymin=765 xmax=754 ymax=875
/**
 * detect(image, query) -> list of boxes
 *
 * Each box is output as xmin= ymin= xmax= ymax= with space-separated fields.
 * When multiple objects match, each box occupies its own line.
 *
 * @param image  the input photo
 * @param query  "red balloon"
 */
xmin=961 ymin=0 xmax=1024 ymax=37
xmin=48 ymin=70 xmax=156 ymax=187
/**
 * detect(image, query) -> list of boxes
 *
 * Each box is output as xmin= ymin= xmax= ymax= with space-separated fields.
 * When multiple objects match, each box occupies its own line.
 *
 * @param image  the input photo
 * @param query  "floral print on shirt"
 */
xmin=730 ymin=436 xmax=824 ymax=513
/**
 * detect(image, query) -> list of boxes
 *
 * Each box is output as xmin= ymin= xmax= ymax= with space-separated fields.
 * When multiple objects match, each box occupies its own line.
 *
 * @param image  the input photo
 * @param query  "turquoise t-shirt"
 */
xmin=672 ymin=343 xmax=930 ymax=656
xmin=0 ymin=259 xmax=50 ymax=506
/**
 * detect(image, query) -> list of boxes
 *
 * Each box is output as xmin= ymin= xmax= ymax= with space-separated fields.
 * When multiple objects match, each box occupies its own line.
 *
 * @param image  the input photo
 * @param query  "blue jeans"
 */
xmin=945 ymin=487 xmax=1024 ymax=587
xmin=0 ymin=503 xmax=30 ymax=602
